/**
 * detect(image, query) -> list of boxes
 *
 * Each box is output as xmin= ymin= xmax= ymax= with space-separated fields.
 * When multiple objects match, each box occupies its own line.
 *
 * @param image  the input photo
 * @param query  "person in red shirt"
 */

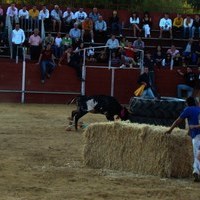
xmin=36 ymin=43 xmax=56 ymax=83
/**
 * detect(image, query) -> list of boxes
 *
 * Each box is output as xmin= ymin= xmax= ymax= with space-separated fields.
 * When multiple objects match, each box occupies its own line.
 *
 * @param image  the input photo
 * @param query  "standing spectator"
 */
xmin=28 ymin=28 xmax=42 ymax=61
xmin=51 ymin=5 xmax=62 ymax=32
xmin=36 ymin=43 xmax=56 ymax=84
xmin=53 ymin=32 xmax=62 ymax=59
xmin=173 ymin=13 xmax=183 ymax=38
xmin=74 ymin=8 xmax=87 ymax=27
xmin=142 ymin=11 xmax=152 ymax=38
xmin=165 ymin=96 xmax=200 ymax=182
xmin=29 ymin=5 xmax=39 ymax=31
xmin=6 ymin=3 xmax=18 ymax=27
xmin=81 ymin=17 xmax=94 ymax=43
xmin=192 ymin=15 xmax=200 ymax=39
xmin=94 ymin=15 xmax=107 ymax=41
xmin=69 ymin=23 xmax=81 ymax=48
xmin=159 ymin=13 xmax=172 ymax=39
xmin=89 ymin=7 xmax=100 ymax=24
xmin=177 ymin=67 xmax=196 ymax=98
xmin=129 ymin=12 xmax=141 ymax=37
xmin=109 ymin=10 xmax=122 ymax=36
xmin=137 ymin=67 xmax=155 ymax=99
xmin=11 ymin=23 xmax=25 ymax=60
xmin=38 ymin=5 xmax=50 ymax=31
xmin=18 ymin=5 xmax=29 ymax=31
xmin=62 ymin=7 xmax=74 ymax=32
xmin=183 ymin=15 xmax=193 ymax=38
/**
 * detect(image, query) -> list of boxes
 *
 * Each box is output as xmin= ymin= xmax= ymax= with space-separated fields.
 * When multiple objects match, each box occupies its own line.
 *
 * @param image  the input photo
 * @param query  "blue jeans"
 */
xmin=141 ymin=88 xmax=155 ymax=99
xmin=40 ymin=60 xmax=56 ymax=80
xmin=183 ymin=27 xmax=192 ymax=38
xmin=192 ymin=27 xmax=200 ymax=38
xmin=177 ymin=84 xmax=193 ymax=98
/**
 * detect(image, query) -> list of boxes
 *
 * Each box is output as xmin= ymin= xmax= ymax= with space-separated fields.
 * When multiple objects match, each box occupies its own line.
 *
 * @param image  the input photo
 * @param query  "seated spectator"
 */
xmin=105 ymin=34 xmax=120 ymax=54
xmin=38 ymin=5 xmax=50 ymax=31
xmin=142 ymin=11 xmax=152 ymax=38
xmin=119 ymin=36 xmax=128 ymax=48
xmin=173 ymin=13 xmax=183 ymax=38
xmin=51 ymin=5 xmax=62 ymax=32
xmin=69 ymin=23 xmax=81 ymax=48
xmin=86 ymin=43 xmax=96 ymax=62
xmin=6 ymin=3 xmax=18 ymax=27
xmin=129 ymin=12 xmax=141 ymax=37
xmin=177 ymin=67 xmax=196 ymax=98
xmin=133 ymin=37 xmax=144 ymax=50
xmin=159 ymin=13 xmax=172 ymax=39
xmin=44 ymin=33 xmax=54 ymax=46
xmin=0 ymin=5 xmax=3 ymax=21
xmin=53 ymin=32 xmax=62 ymax=59
xmin=120 ymin=42 xmax=137 ymax=68
xmin=192 ymin=14 xmax=200 ymax=39
xmin=182 ymin=38 xmax=196 ymax=65
xmin=153 ymin=45 xmax=164 ymax=68
xmin=81 ymin=17 xmax=94 ymax=43
xmin=162 ymin=53 xmax=173 ymax=68
xmin=29 ymin=5 xmax=39 ymax=31
xmin=111 ymin=52 xmax=121 ymax=67
xmin=183 ymin=15 xmax=193 ymax=38
xmin=28 ymin=28 xmax=42 ymax=61
xmin=109 ymin=10 xmax=122 ymax=36
xmin=167 ymin=45 xmax=181 ymax=67
xmin=61 ymin=33 xmax=72 ymax=51
xmin=96 ymin=50 xmax=108 ymax=63
xmin=137 ymin=67 xmax=155 ymax=99
xmin=62 ymin=7 xmax=74 ymax=32
xmin=36 ymin=43 xmax=56 ymax=84
xmin=18 ymin=5 xmax=29 ymax=31
xmin=89 ymin=7 xmax=100 ymax=24
xmin=94 ymin=15 xmax=107 ymax=41
xmin=74 ymin=8 xmax=87 ymax=27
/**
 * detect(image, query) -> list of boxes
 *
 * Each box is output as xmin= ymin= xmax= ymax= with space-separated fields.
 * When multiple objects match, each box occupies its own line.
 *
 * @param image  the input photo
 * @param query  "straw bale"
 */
xmin=83 ymin=122 xmax=193 ymax=178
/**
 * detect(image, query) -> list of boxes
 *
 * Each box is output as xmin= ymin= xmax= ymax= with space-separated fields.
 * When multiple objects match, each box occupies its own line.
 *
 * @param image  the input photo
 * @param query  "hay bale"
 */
xmin=83 ymin=122 xmax=193 ymax=178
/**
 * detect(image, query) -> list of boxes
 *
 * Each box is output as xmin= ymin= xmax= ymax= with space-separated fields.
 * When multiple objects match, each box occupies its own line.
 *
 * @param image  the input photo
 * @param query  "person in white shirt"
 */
xmin=39 ymin=5 xmax=49 ymax=31
xmin=129 ymin=12 xmax=141 ymax=37
xmin=18 ymin=5 xmax=29 ymax=31
xmin=105 ymin=34 xmax=120 ymax=57
xmin=62 ymin=7 xmax=74 ymax=31
xmin=51 ymin=5 xmax=62 ymax=32
xmin=74 ymin=8 xmax=87 ymax=26
xmin=53 ymin=32 xmax=62 ymax=58
xmin=12 ymin=23 xmax=25 ymax=59
xmin=183 ymin=15 xmax=193 ymax=38
xmin=6 ymin=3 xmax=18 ymax=26
xmin=159 ymin=13 xmax=172 ymax=39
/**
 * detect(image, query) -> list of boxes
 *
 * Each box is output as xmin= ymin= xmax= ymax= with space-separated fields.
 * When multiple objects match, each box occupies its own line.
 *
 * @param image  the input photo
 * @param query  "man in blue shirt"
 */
xmin=165 ymin=96 xmax=200 ymax=182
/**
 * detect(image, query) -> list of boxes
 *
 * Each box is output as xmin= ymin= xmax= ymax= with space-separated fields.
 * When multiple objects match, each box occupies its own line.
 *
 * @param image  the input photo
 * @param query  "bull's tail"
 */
xmin=67 ymin=97 xmax=78 ymax=105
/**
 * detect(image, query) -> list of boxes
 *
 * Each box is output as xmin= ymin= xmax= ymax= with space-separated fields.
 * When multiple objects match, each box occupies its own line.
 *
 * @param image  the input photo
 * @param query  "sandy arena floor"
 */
xmin=0 ymin=103 xmax=200 ymax=200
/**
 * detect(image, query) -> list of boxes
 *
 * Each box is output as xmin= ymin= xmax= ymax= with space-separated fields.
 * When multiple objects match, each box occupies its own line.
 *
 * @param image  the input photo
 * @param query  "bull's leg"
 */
xmin=74 ymin=111 xmax=88 ymax=130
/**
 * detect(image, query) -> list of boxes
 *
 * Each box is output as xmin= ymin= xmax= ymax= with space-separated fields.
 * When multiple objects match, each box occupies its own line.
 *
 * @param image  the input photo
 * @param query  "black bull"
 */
xmin=68 ymin=95 xmax=130 ymax=130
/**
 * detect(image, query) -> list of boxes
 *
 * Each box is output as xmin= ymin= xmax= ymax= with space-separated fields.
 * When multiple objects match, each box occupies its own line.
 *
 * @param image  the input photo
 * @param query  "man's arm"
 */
xmin=165 ymin=117 xmax=184 ymax=134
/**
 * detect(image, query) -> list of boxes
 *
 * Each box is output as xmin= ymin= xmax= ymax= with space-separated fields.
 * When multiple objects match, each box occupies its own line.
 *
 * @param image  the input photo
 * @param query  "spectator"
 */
xmin=130 ymin=12 xmax=141 ymax=37
xmin=36 ymin=43 xmax=56 ymax=84
xmin=18 ymin=5 xmax=29 ymax=31
xmin=182 ymin=38 xmax=196 ymax=65
xmin=86 ymin=43 xmax=96 ymax=62
xmin=109 ymin=10 xmax=122 ymax=36
xmin=159 ymin=13 xmax=172 ymax=39
xmin=51 ymin=5 xmax=62 ymax=32
xmin=38 ymin=5 xmax=50 ymax=31
xmin=28 ymin=28 xmax=42 ymax=61
xmin=11 ymin=23 xmax=25 ymax=60
xmin=119 ymin=36 xmax=128 ymax=48
xmin=167 ymin=44 xmax=181 ymax=67
xmin=183 ymin=15 xmax=193 ymax=39
xmin=142 ymin=11 xmax=152 ymax=38
xmin=162 ymin=53 xmax=173 ymax=68
xmin=173 ymin=13 xmax=183 ymax=38
xmin=137 ymin=67 xmax=155 ymax=99
xmin=192 ymin=15 xmax=200 ymax=39
xmin=81 ymin=17 xmax=94 ymax=43
xmin=61 ymin=33 xmax=72 ymax=51
xmin=105 ymin=34 xmax=120 ymax=53
xmin=153 ymin=45 xmax=164 ymax=68
xmin=53 ymin=32 xmax=62 ymax=59
xmin=62 ymin=7 xmax=74 ymax=32
xmin=177 ymin=67 xmax=196 ymax=98
xmin=6 ymin=3 xmax=18 ymax=27
xmin=74 ymin=8 xmax=87 ymax=26
xmin=94 ymin=15 xmax=107 ymax=41
xmin=0 ymin=5 xmax=3 ymax=19
xmin=133 ymin=37 xmax=144 ymax=50
xmin=69 ymin=23 xmax=81 ymax=48
xmin=89 ymin=7 xmax=100 ymax=24
xmin=194 ymin=40 xmax=200 ymax=66
xmin=29 ymin=5 xmax=39 ymax=31
xmin=44 ymin=33 xmax=54 ymax=46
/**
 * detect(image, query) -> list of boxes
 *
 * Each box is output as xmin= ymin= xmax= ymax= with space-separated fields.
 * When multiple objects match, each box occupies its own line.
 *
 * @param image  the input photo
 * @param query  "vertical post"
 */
xmin=16 ymin=46 xmax=19 ymax=64
xmin=111 ymin=68 xmax=115 ymax=96
xmin=81 ymin=48 xmax=86 ymax=95
xmin=108 ymin=49 xmax=111 ymax=69
xmin=21 ymin=47 xmax=26 ymax=103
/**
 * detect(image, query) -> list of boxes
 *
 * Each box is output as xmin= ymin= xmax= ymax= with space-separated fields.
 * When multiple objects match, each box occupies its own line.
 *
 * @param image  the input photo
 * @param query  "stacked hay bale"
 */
xmin=83 ymin=122 xmax=193 ymax=178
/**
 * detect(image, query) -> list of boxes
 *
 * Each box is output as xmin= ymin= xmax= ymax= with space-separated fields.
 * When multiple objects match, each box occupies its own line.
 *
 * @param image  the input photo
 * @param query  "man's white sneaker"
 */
xmin=120 ymin=64 xmax=126 ymax=69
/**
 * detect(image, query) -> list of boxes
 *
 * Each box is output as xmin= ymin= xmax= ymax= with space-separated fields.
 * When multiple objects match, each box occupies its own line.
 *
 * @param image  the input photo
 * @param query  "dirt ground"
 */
xmin=0 ymin=103 xmax=200 ymax=200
